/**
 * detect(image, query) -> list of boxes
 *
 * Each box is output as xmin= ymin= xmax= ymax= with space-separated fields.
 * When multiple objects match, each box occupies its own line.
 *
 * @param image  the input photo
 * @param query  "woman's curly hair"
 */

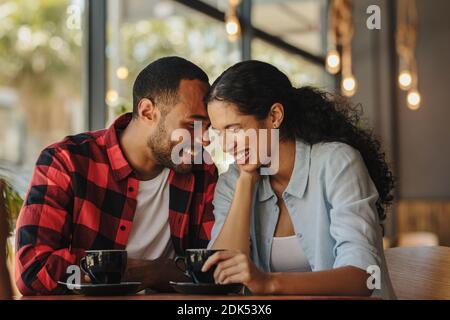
xmin=208 ymin=60 xmax=395 ymax=222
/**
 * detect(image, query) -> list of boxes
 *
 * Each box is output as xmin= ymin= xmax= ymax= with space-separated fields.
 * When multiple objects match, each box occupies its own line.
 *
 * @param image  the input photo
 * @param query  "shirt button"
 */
xmin=120 ymin=225 xmax=126 ymax=231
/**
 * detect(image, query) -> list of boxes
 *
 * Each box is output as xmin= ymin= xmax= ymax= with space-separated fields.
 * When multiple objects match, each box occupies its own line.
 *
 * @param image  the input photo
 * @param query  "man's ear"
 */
xmin=269 ymin=103 xmax=284 ymax=129
xmin=137 ymin=98 xmax=159 ymax=123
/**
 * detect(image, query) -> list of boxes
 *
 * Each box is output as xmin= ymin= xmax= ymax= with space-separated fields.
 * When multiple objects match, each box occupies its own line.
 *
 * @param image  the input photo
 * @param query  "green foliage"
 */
xmin=115 ymin=100 xmax=132 ymax=116
xmin=0 ymin=178 xmax=23 ymax=236
xmin=0 ymin=0 xmax=82 ymax=95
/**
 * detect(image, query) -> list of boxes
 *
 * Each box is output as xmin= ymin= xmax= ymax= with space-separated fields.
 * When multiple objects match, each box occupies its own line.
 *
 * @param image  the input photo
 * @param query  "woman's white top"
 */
xmin=270 ymin=235 xmax=312 ymax=272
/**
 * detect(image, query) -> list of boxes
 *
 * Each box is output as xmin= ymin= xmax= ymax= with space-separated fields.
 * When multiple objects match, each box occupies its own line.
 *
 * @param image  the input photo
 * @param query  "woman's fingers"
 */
xmin=221 ymin=273 xmax=245 ymax=285
xmin=201 ymin=250 xmax=238 ymax=272
xmin=214 ymin=255 xmax=242 ymax=278
xmin=213 ymin=255 xmax=243 ymax=280
xmin=216 ymin=264 xmax=244 ymax=284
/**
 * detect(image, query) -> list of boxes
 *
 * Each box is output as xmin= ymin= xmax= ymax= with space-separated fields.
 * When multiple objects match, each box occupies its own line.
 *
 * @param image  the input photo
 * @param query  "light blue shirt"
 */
xmin=209 ymin=139 xmax=396 ymax=300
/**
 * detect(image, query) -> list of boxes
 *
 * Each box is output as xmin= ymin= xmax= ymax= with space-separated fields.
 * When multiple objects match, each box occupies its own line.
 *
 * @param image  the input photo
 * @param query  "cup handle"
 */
xmin=174 ymin=256 xmax=191 ymax=278
xmin=80 ymin=256 xmax=99 ymax=283
xmin=79 ymin=257 xmax=88 ymax=274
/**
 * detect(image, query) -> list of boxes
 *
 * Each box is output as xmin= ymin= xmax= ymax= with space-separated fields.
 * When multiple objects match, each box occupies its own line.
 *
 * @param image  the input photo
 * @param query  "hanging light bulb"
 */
xmin=328 ymin=0 xmax=356 ymax=96
xmin=326 ymin=49 xmax=341 ymax=74
xmin=407 ymin=89 xmax=421 ymax=110
xmin=398 ymin=70 xmax=412 ymax=90
xmin=341 ymin=75 xmax=357 ymax=97
xmin=225 ymin=13 xmax=240 ymax=41
xmin=397 ymin=0 xmax=421 ymax=111
xmin=225 ymin=0 xmax=241 ymax=42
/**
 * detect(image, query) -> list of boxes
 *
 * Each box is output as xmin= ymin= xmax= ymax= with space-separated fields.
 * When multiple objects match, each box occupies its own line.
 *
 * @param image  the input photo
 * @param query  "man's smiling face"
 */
xmin=148 ymin=79 xmax=211 ymax=173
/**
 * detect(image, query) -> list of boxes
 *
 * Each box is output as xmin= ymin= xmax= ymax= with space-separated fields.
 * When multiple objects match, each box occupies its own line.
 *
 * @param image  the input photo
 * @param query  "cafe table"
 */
xmin=20 ymin=293 xmax=380 ymax=300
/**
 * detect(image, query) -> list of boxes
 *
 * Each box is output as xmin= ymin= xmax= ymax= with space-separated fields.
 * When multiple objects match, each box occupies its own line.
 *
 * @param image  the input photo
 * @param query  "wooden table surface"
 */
xmin=20 ymin=293 xmax=380 ymax=300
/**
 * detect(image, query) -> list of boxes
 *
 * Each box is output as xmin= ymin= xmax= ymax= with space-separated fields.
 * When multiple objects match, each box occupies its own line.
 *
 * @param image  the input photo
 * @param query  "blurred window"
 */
xmin=252 ymin=38 xmax=334 ymax=89
xmin=105 ymin=0 xmax=241 ymax=124
xmin=0 ymin=0 xmax=85 ymax=181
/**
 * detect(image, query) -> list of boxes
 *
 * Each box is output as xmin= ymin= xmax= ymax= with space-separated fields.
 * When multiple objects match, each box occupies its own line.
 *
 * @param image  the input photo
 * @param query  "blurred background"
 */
xmin=0 ymin=0 xmax=449 ymax=255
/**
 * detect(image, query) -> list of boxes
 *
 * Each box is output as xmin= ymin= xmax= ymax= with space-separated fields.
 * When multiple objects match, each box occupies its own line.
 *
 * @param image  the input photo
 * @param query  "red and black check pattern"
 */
xmin=15 ymin=113 xmax=217 ymax=295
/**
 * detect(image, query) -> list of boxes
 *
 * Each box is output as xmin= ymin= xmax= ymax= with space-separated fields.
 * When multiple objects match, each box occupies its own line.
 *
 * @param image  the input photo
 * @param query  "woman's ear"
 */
xmin=269 ymin=103 xmax=284 ymax=129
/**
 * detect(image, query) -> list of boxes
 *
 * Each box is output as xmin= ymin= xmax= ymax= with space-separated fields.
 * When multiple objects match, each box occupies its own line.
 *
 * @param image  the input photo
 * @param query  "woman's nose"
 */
xmin=223 ymin=135 xmax=236 ymax=154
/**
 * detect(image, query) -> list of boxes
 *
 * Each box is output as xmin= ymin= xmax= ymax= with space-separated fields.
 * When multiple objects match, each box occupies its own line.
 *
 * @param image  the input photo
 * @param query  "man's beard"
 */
xmin=148 ymin=121 xmax=193 ymax=174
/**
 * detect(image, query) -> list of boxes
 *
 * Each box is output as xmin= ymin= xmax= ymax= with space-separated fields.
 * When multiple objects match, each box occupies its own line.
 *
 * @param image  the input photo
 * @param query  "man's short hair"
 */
xmin=132 ymin=56 xmax=209 ymax=117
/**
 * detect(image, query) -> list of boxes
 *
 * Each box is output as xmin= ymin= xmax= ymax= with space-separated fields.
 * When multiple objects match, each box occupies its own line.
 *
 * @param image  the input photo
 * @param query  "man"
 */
xmin=15 ymin=57 xmax=217 ymax=295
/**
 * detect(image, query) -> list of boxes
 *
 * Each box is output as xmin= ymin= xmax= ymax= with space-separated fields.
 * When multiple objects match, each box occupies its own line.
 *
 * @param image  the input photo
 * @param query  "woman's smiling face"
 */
xmin=207 ymin=99 xmax=278 ymax=172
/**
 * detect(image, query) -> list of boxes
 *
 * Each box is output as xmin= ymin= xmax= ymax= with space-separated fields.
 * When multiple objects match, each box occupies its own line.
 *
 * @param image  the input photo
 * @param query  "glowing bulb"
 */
xmin=398 ymin=71 xmax=412 ymax=90
xmin=226 ymin=20 xmax=239 ymax=35
xmin=106 ymin=90 xmax=119 ymax=105
xmin=225 ymin=15 xmax=240 ymax=41
xmin=342 ymin=76 xmax=357 ymax=97
xmin=407 ymin=90 xmax=421 ymax=110
xmin=326 ymin=50 xmax=341 ymax=74
xmin=116 ymin=67 xmax=129 ymax=80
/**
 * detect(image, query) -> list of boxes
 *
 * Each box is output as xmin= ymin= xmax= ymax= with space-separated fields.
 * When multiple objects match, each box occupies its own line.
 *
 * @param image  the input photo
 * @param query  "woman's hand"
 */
xmin=236 ymin=147 xmax=261 ymax=185
xmin=237 ymin=162 xmax=260 ymax=176
xmin=202 ymin=250 xmax=273 ymax=295
xmin=208 ymin=158 xmax=259 ymax=254
xmin=238 ymin=169 xmax=260 ymax=186
xmin=230 ymin=139 xmax=261 ymax=177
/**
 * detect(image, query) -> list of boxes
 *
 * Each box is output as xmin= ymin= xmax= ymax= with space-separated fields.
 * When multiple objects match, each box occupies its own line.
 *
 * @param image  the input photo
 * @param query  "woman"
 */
xmin=202 ymin=60 xmax=396 ymax=299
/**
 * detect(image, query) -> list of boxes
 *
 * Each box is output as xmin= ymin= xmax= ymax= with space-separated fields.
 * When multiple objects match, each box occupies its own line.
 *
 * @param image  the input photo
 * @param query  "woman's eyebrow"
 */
xmin=224 ymin=123 xmax=241 ymax=129
xmin=209 ymin=123 xmax=241 ymax=131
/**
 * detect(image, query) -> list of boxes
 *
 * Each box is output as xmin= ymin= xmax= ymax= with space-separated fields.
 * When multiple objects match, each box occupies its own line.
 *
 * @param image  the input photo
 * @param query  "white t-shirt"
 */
xmin=126 ymin=168 xmax=175 ymax=260
xmin=270 ymin=235 xmax=311 ymax=272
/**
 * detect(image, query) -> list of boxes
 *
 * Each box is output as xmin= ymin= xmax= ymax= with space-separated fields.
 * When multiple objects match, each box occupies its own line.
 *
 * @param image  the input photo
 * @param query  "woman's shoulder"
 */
xmin=310 ymin=141 xmax=363 ymax=170
xmin=309 ymin=141 xmax=375 ymax=196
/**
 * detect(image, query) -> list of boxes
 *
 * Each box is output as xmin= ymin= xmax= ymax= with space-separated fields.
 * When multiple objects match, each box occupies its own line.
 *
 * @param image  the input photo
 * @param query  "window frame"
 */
xmin=85 ymin=0 xmax=331 ymax=130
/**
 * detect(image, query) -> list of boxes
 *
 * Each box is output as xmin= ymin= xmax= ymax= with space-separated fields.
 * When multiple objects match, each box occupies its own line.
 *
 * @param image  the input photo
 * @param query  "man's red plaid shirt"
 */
xmin=15 ymin=113 xmax=217 ymax=295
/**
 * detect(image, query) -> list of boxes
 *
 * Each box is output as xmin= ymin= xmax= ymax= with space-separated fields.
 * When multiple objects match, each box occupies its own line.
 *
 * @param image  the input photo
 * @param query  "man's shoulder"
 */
xmin=37 ymin=129 xmax=108 ymax=168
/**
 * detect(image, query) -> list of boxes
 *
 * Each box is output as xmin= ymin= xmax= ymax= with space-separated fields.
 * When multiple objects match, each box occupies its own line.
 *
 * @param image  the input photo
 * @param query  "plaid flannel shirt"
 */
xmin=15 ymin=113 xmax=217 ymax=295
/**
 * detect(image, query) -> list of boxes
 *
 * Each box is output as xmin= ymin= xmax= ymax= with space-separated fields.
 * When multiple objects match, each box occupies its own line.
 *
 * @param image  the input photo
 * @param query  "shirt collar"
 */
xmin=258 ymin=139 xmax=311 ymax=201
xmin=105 ymin=113 xmax=134 ymax=181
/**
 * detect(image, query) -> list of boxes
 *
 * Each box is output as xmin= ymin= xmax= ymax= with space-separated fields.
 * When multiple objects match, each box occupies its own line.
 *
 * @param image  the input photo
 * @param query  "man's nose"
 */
xmin=196 ymin=127 xmax=211 ymax=147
